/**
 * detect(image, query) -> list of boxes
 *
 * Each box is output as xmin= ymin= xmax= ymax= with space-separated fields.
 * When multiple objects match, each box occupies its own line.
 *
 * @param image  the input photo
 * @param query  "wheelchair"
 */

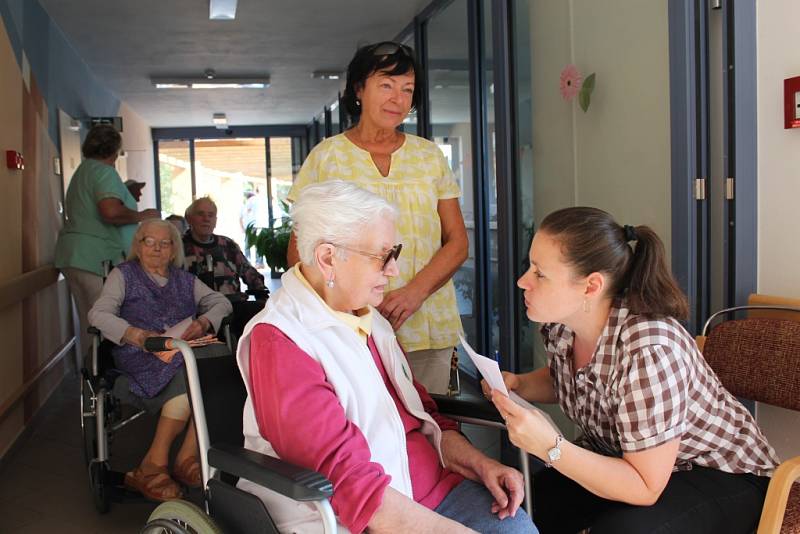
xmin=79 ymin=320 xmax=235 ymax=514
xmin=138 ymin=339 xmax=534 ymax=533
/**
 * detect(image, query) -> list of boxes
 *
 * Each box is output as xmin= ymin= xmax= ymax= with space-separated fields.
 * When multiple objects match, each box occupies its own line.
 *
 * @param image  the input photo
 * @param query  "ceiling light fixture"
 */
xmin=209 ymin=0 xmax=237 ymax=20
xmin=151 ymin=74 xmax=270 ymax=89
xmin=212 ymin=113 xmax=228 ymax=129
xmin=312 ymin=71 xmax=343 ymax=81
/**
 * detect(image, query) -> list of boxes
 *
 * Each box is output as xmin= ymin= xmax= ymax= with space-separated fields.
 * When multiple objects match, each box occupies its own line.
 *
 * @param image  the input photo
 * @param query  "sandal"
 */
xmin=173 ymin=456 xmax=202 ymax=488
xmin=125 ymin=463 xmax=183 ymax=502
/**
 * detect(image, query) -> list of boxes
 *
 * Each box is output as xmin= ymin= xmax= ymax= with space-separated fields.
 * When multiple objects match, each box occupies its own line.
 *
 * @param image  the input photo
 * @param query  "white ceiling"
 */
xmin=38 ymin=0 xmax=431 ymax=127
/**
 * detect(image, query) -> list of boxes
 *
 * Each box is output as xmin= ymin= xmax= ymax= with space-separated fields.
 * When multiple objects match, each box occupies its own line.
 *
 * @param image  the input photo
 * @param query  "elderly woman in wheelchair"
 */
xmin=235 ymin=181 xmax=538 ymax=533
xmin=88 ymin=218 xmax=232 ymax=502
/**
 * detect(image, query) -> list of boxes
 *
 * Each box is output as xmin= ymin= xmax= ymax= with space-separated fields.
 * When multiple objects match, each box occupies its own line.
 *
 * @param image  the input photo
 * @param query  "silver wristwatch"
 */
xmin=545 ymin=434 xmax=564 ymax=468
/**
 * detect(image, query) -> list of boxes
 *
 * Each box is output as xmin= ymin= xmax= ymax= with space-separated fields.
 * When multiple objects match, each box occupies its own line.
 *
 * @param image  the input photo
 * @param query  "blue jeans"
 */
xmin=434 ymin=479 xmax=539 ymax=533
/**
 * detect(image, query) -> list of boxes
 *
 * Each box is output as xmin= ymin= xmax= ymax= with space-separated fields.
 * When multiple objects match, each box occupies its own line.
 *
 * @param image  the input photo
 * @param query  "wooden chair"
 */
xmin=697 ymin=294 xmax=800 ymax=534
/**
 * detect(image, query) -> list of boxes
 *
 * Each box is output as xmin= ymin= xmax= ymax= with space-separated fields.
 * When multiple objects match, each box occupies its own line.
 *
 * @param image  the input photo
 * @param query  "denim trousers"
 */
xmin=434 ymin=479 xmax=540 ymax=533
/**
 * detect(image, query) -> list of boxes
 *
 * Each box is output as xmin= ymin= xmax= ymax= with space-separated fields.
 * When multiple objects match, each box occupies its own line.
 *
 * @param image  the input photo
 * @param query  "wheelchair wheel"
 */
xmin=89 ymin=460 xmax=111 ymax=514
xmin=141 ymin=500 xmax=222 ymax=534
xmin=80 ymin=378 xmax=98 ymax=465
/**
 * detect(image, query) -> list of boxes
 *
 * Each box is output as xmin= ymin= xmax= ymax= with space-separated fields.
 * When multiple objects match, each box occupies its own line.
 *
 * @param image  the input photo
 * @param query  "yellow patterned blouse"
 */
xmin=288 ymin=133 xmax=463 ymax=352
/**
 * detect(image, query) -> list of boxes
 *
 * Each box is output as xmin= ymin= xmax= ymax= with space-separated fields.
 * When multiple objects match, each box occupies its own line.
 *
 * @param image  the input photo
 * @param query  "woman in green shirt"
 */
xmin=55 ymin=124 xmax=160 ymax=357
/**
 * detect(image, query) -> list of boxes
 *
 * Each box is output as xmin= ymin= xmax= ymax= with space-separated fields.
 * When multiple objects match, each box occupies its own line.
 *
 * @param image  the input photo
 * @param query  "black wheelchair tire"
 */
xmin=89 ymin=460 xmax=111 ymax=514
xmin=141 ymin=500 xmax=222 ymax=534
xmin=80 ymin=378 xmax=98 ymax=466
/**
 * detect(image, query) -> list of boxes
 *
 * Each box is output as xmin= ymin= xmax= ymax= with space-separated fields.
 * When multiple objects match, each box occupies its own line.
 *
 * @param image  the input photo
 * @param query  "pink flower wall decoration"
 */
xmin=559 ymin=64 xmax=582 ymax=101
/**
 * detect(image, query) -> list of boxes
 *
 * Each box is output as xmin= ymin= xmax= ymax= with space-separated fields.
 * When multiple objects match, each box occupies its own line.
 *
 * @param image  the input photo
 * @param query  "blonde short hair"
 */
xmin=128 ymin=218 xmax=185 ymax=268
xmin=291 ymin=181 xmax=397 ymax=265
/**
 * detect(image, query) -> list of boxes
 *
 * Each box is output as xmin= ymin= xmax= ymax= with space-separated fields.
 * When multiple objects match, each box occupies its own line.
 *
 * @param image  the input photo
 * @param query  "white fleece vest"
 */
xmin=236 ymin=268 xmax=444 ymax=533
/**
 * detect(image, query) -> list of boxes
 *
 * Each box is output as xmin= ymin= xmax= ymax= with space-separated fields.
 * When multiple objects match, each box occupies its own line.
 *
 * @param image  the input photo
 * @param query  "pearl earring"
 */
xmin=583 ymin=298 xmax=590 ymax=313
xmin=326 ymin=278 xmax=335 ymax=288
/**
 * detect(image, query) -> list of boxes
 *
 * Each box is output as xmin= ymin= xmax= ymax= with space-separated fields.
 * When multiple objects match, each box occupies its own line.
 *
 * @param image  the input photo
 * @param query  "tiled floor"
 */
xmin=0 ymin=371 xmax=503 ymax=533
xmin=0 ymin=376 xmax=178 ymax=533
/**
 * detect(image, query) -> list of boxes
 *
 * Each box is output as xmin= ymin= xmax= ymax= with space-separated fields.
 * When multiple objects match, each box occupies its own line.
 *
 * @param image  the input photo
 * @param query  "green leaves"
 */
xmin=245 ymin=219 xmax=293 ymax=272
xmin=578 ymin=73 xmax=596 ymax=113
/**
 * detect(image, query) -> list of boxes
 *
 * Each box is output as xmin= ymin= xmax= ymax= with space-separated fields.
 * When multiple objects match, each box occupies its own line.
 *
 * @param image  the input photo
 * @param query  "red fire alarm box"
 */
xmin=6 ymin=150 xmax=24 ymax=170
xmin=785 ymin=75 xmax=800 ymax=129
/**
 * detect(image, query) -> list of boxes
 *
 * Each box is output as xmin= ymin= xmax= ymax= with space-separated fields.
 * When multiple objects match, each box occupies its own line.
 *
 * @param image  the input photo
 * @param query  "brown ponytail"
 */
xmin=540 ymin=207 xmax=689 ymax=320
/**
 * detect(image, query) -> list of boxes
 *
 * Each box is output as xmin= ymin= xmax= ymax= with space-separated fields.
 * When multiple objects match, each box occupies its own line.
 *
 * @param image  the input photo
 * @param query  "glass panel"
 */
xmin=511 ymin=0 xmax=536 ymax=372
xmin=269 ymin=137 xmax=294 ymax=227
xmin=157 ymin=140 xmax=192 ymax=218
xmin=483 ymin=2 xmax=500 ymax=358
xmin=401 ymin=33 xmax=419 ymax=136
xmin=193 ymin=138 xmax=267 ymax=262
xmin=427 ymin=0 xmax=477 ymax=372
xmin=330 ymin=98 xmax=341 ymax=135
xmin=316 ymin=111 xmax=326 ymax=141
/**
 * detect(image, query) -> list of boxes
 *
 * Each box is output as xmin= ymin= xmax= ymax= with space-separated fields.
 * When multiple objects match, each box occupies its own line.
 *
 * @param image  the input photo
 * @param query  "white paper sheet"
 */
xmin=459 ymin=333 xmax=560 ymax=431
xmin=163 ymin=316 xmax=193 ymax=339
xmin=458 ymin=333 xmax=509 ymax=395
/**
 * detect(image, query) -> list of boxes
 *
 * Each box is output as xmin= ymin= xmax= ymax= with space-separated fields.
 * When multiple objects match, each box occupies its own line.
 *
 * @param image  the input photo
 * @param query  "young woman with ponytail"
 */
xmin=483 ymin=207 xmax=778 ymax=534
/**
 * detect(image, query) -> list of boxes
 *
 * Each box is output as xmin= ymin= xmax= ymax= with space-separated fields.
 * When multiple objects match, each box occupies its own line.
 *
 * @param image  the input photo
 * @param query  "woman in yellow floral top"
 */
xmin=287 ymin=42 xmax=468 ymax=394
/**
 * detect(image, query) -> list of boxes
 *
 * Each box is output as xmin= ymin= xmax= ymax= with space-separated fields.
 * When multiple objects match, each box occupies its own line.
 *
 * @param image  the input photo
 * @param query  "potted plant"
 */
xmin=245 ymin=200 xmax=292 ymax=277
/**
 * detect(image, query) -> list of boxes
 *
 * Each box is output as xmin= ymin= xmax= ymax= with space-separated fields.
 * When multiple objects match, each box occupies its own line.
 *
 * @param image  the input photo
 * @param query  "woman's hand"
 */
xmin=377 ymin=285 xmax=426 ymax=330
xmin=123 ymin=326 xmax=163 ymax=349
xmin=481 ymin=372 xmax=520 ymax=399
xmin=181 ymin=317 xmax=211 ymax=341
xmin=492 ymin=391 xmax=559 ymax=460
xmin=474 ymin=458 xmax=525 ymax=520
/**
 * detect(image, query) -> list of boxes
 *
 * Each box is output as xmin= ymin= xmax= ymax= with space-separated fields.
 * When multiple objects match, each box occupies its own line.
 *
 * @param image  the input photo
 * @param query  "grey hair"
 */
xmin=128 ymin=218 xmax=185 ymax=268
xmin=184 ymin=196 xmax=217 ymax=219
xmin=291 ymin=181 xmax=398 ymax=265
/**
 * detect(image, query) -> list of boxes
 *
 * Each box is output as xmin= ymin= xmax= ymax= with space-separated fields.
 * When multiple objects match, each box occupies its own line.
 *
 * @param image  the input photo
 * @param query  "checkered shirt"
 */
xmin=542 ymin=299 xmax=780 ymax=476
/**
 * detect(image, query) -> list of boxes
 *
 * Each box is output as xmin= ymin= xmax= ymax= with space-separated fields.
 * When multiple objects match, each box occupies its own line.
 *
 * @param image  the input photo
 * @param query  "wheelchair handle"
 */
xmin=143 ymin=336 xmax=175 ymax=352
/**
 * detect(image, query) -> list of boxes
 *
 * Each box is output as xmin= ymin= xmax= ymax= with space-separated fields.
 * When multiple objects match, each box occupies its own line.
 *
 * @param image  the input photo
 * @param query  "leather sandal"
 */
xmin=173 ymin=456 xmax=202 ymax=488
xmin=124 ymin=463 xmax=183 ymax=502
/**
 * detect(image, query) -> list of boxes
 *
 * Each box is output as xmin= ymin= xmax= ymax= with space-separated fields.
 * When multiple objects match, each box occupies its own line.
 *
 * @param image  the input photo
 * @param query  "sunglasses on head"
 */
xmin=368 ymin=41 xmax=413 ymax=58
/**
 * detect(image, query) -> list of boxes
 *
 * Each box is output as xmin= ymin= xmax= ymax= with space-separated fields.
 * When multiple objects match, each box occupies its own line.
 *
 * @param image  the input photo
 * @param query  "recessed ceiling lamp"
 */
xmin=312 ymin=71 xmax=343 ymax=81
xmin=212 ymin=113 xmax=228 ymax=129
xmin=151 ymin=69 xmax=270 ymax=89
xmin=209 ymin=0 xmax=237 ymax=20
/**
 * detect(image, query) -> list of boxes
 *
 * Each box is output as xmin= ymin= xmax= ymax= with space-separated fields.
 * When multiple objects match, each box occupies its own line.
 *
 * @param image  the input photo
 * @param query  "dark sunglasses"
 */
xmin=368 ymin=41 xmax=413 ymax=58
xmin=333 ymin=243 xmax=403 ymax=270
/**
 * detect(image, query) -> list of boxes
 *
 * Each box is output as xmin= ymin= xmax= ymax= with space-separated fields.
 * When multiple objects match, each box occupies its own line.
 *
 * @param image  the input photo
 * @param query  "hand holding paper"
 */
xmin=459 ymin=333 xmax=559 ymax=432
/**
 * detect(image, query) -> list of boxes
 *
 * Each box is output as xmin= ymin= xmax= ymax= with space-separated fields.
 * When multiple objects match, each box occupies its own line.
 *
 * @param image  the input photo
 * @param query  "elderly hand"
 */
xmin=492 ymin=391 xmax=560 ymax=460
xmin=377 ymin=285 xmax=426 ymax=330
xmin=123 ymin=326 xmax=163 ymax=349
xmin=181 ymin=317 xmax=211 ymax=341
xmin=481 ymin=372 xmax=520 ymax=399
xmin=475 ymin=458 xmax=525 ymax=520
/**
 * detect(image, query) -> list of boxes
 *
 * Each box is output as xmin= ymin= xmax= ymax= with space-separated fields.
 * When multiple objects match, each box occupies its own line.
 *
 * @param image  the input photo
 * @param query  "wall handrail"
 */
xmin=0 ymin=265 xmax=60 ymax=310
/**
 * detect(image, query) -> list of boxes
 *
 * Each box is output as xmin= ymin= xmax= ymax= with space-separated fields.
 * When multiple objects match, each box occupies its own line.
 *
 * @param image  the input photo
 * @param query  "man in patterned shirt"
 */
xmin=183 ymin=197 xmax=267 ymax=334
xmin=486 ymin=207 xmax=778 ymax=534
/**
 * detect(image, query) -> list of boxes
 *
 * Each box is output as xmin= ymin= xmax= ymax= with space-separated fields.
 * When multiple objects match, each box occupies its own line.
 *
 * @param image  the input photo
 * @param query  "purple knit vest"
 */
xmin=112 ymin=261 xmax=197 ymax=398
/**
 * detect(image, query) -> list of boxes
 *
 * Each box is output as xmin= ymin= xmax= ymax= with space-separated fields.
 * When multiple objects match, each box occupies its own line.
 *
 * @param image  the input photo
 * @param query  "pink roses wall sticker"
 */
xmin=559 ymin=64 xmax=596 ymax=112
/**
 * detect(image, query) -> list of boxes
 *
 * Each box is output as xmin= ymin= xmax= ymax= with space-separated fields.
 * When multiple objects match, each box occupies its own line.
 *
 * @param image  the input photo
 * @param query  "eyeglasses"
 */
xmin=368 ymin=41 xmax=414 ymax=58
xmin=332 ymin=243 xmax=402 ymax=270
xmin=140 ymin=236 xmax=173 ymax=249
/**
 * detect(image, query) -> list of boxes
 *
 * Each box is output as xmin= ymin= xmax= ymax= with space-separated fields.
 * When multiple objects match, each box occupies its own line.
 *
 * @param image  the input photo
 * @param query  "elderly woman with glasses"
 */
xmin=287 ymin=41 xmax=468 ymax=395
xmin=89 ymin=218 xmax=232 ymax=502
xmin=237 ymin=181 xmax=537 ymax=534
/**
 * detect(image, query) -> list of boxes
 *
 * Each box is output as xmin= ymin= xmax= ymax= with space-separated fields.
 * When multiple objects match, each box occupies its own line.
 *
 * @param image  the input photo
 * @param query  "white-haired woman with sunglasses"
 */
xmin=89 ymin=218 xmax=231 ymax=501
xmin=287 ymin=41 xmax=468 ymax=396
xmin=237 ymin=181 xmax=537 ymax=534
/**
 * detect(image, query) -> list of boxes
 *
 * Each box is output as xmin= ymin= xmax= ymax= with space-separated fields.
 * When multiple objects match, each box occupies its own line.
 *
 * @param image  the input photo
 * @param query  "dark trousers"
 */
xmin=532 ymin=465 xmax=770 ymax=534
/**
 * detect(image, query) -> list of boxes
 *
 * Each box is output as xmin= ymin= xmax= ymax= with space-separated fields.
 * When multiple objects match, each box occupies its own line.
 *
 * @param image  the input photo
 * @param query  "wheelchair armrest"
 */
xmin=208 ymin=443 xmax=333 ymax=502
xmin=87 ymin=326 xmax=101 ymax=336
xmin=431 ymin=393 xmax=505 ymax=425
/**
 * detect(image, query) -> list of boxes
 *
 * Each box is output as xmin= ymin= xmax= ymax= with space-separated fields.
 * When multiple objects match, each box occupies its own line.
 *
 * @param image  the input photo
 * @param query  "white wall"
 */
xmin=118 ymin=102 xmax=156 ymax=209
xmin=755 ymin=0 xmax=800 ymax=462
